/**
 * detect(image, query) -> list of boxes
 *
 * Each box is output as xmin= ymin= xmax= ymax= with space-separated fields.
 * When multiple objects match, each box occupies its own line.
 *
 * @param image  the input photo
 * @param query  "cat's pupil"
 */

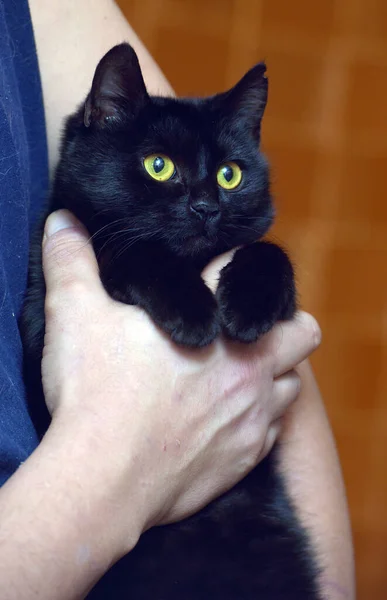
xmin=153 ymin=157 xmax=165 ymax=173
xmin=223 ymin=165 xmax=233 ymax=182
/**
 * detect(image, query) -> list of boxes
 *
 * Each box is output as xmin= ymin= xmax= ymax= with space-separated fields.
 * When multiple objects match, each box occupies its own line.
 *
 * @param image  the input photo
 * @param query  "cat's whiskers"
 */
xmin=89 ymin=218 xmax=128 ymax=241
xmin=219 ymin=230 xmax=232 ymax=242
xmin=231 ymin=214 xmax=273 ymax=222
xmin=106 ymin=226 xmax=165 ymax=266
xmin=79 ymin=219 xmax=129 ymax=253
xmin=95 ymin=226 xmax=149 ymax=258
xmin=229 ymin=223 xmax=265 ymax=234
xmin=64 ymin=219 xmax=146 ymax=260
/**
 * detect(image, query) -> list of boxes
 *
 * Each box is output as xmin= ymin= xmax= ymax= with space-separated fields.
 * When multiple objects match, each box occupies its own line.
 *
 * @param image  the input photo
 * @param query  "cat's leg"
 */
xmin=216 ymin=241 xmax=296 ymax=342
xmin=104 ymin=253 xmax=220 ymax=348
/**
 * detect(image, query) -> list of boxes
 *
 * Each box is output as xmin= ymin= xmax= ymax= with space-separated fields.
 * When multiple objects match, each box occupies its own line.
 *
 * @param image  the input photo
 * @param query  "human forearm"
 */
xmin=278 ymin=361 xmax=355 ymax=600
xmin=1 ymin=211 xmax=319 ymax=599
xmin=0 ymin=416 xmax=142 ymax=600
xmin=29 ymin=0 xmax=174 ymax=169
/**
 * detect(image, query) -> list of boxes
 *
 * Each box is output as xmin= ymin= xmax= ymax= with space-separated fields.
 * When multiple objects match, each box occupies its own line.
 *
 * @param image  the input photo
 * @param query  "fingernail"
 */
xmin=45 ymin=210 xmax=80 ymax=239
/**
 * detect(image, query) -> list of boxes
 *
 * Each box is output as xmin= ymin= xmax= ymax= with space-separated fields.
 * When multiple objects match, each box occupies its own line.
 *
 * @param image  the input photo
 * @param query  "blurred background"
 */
xmin=118 ymin=1 xmax=386 ymax=597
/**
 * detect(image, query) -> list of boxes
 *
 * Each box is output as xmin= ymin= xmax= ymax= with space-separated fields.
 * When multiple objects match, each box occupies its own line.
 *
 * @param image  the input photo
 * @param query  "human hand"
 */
xmin=41 ymin=210 xmax=320 ymax=559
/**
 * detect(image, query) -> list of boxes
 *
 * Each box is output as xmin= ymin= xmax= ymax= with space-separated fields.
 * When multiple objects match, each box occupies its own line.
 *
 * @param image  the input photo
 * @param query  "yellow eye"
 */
xmin=143 ymin=154 xmax=175 ymax=181
xmin=216 ymin=162 xmax=242 ymax=190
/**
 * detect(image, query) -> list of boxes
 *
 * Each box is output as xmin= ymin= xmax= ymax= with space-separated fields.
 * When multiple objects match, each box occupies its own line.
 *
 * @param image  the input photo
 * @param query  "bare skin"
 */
xmin=2 ymin=1 xmax=353 ymax=598
xmin=0 ymin=211 xmax=317 ymax=599
xmin=29 ymin=0 xmax=174 ymax=170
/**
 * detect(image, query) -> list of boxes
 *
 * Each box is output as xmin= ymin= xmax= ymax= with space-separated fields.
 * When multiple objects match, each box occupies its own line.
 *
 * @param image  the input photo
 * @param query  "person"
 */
xmin=0 ymin=1 xmax=355 ymax=599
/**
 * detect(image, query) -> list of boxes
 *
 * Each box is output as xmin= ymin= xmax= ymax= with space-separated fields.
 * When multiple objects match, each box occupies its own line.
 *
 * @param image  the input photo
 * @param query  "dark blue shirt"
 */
xmin=0 ymin=6 xmax=132 ymax=593
xmin=0 ymin=0 xmax=48 ymax=484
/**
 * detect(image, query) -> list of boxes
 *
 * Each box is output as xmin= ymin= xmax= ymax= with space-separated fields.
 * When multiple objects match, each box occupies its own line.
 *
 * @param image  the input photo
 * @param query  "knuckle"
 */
xmin=292 ymin=372 xmax=301 ymax=398
xmin=60 ymin=277 xmax=90 ymax=300
xmin=45 ymin=278 xmax=90 ymax=316
xmin=44 ymin=293 xmax=58 ymax=321
xmin=287 ymin=369 xmax=301 ymax=395
xmin=237 ymin=357 xmax=263 ymax=389
xmin=285 ymin=375 xmax=301 ymax=406
xmin=220 ymin=358 xmax=262 ymax=402
xmin=253 ymin=438 xmax=268 ymax=465
xmin=242 ymin=422 xmax=267 ymax=466
xmin=240 ymin=441 xmax=261 ymax=473
xmin=44 ymin=230 xmax=87 ymax=267
xmin=298 ymin=311 xmax=322 ymax=348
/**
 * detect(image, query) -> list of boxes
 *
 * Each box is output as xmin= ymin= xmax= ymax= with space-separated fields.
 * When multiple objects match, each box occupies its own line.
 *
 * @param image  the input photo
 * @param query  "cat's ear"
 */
xmin=84 ymin=43 xmax=148 ymax=127
xmin=218 ymin=63 xmax=268 ymax=139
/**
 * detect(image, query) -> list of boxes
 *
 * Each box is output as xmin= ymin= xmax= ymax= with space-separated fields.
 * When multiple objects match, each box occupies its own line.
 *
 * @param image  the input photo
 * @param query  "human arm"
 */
xmin=277 ymin=362 xmax=355 ymax=600
xmin=29 ymin=0 xmax=174 ymax=170
xmin=0 ymin=211 xmax=318 ymax=600
xmin=28 ymin=3 xmax=355 ymax=595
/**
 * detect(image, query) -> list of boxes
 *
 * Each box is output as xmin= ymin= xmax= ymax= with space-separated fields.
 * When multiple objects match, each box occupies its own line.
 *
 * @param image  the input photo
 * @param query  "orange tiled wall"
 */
xmin=118 ymin=1 xmax=387 ymax=597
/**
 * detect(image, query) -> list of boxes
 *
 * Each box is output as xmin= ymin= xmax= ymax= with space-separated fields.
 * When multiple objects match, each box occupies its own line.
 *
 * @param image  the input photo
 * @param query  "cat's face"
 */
xmin=58 ymin=44 xmax=274 ymax=265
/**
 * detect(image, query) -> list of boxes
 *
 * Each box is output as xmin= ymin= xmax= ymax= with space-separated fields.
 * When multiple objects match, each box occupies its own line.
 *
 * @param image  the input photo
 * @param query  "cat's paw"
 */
xmin=217 ymin=296 xmax=277 ymax=343
xmin=167 ymin=310 xmax=220 ymax=348
xmin=163 ymin=288 xmax=220 ymax=348
xmin=216 ymin=242 xmax=296 ymax=343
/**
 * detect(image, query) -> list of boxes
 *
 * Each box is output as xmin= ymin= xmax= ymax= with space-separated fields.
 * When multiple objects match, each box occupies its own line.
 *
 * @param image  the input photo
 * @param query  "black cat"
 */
xmin=20 ymin=44 xmax=321 ymax=599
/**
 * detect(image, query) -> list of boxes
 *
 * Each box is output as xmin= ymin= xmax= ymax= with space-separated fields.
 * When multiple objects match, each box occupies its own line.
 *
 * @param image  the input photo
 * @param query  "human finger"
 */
xmin=267 ymin=311 xmax=321 ymax=377
xmin=259 ymin=419 xmax=284 ymax=461
xmin=271 ymin=370 xmax=301 ymax=421
xmin=42 ymin=209 xmax=104 ymax=299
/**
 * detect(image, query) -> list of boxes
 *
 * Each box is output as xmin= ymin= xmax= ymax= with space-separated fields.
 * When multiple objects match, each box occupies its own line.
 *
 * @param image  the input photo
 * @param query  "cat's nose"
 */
xmin=190 ymin=199 xmax=220 ymax=221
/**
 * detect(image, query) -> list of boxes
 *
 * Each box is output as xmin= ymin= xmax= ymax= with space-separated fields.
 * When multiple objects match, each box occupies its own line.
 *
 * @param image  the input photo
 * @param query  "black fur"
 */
xmin=20 ymin=44 xmax=321 ymax=598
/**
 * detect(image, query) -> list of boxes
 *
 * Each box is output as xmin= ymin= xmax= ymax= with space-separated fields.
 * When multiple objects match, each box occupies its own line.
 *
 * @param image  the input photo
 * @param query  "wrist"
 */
xmin=0 ymin=413 xmax=146 ymax=599
xmin=44 ymin=412 xmax=145 ymax=562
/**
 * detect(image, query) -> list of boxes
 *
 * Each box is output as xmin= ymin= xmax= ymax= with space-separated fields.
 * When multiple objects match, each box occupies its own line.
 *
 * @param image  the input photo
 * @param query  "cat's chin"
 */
xmin=176 ymin=234 xmax=220 ymax=260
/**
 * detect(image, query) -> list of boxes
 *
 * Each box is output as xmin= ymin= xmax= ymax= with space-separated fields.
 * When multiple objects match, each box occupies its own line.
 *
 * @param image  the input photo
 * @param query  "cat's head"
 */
xmin=58 ymin=43 xmax=274 ymax=265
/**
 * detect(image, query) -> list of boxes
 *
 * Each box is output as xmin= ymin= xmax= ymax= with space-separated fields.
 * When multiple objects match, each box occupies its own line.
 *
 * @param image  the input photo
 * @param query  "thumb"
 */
xmin=42 ymin=210 xmax=103 ymax=296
